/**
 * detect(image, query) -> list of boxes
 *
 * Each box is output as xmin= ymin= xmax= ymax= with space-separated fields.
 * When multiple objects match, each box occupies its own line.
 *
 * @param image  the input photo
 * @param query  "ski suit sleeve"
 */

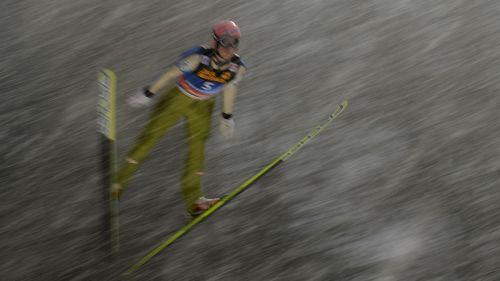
xmin=149 ymin=54 xmax=201 ymax=94
xmin=222 ymin=66 xmax=246 ymax=114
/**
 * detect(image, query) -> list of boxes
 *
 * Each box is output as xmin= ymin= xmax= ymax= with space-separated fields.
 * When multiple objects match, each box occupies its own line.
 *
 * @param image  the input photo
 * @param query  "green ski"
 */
xmin=123 ymin=100 xmax=348 ymax=275
xmin=97 ymin=68 xmax=119 ymax=258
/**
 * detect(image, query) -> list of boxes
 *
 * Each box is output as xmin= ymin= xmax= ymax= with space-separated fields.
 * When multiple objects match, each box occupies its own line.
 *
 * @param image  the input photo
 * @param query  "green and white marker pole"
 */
xmin=97 ymin=68 xmax=120 ymax=259
xmin=123 ymin=100 xmax=349 ymax=275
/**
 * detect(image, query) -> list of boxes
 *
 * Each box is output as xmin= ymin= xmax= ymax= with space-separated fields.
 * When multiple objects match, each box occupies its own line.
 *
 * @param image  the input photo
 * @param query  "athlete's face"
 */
xmin=216 ymin=46 xmax=235 ymax=62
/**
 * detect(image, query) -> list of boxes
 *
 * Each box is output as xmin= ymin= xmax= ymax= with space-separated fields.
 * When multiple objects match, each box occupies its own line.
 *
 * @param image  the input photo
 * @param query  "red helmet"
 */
xmin=212 ymin=20 xmax=241 ymax=49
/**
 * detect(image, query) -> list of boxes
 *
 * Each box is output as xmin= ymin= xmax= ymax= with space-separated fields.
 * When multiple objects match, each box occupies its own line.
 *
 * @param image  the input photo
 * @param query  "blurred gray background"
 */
xmin=2 ymin=0 xmax=500 ymax=280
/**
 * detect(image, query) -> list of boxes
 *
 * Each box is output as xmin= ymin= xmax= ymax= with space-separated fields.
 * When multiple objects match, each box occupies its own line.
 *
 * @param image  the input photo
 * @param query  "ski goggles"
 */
xmin=216 ymin=35 xmax=239 ymax=49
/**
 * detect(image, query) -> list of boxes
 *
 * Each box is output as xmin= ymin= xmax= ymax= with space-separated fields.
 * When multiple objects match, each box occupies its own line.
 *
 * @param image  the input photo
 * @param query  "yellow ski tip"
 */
xmin=340 ymin=99 xmax=349 ymax=109
xmin=99 ymin=68 xmax=117 ymax=79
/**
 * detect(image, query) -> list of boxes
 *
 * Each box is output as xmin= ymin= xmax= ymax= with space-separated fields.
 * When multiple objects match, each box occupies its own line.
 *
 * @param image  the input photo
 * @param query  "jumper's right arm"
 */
xmin=148 ymin=54 xmax=201 ymax=95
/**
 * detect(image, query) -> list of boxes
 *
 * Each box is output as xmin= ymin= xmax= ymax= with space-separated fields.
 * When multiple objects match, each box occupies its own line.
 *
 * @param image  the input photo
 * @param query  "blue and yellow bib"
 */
xmin=175 ymin=46 xmax=246 ymax=99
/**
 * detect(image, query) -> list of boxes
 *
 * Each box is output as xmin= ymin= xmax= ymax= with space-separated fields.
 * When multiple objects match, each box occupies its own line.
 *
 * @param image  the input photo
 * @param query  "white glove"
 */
xmin=219 ymin=116 xmax=235 ymax=138
xmin=127 ymin=89 xmax=153 ymax=108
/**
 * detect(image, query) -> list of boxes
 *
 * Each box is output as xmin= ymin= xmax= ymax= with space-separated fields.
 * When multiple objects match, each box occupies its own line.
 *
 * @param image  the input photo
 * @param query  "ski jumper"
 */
xmin=116 ymin=46 xmax=246 ymax=213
